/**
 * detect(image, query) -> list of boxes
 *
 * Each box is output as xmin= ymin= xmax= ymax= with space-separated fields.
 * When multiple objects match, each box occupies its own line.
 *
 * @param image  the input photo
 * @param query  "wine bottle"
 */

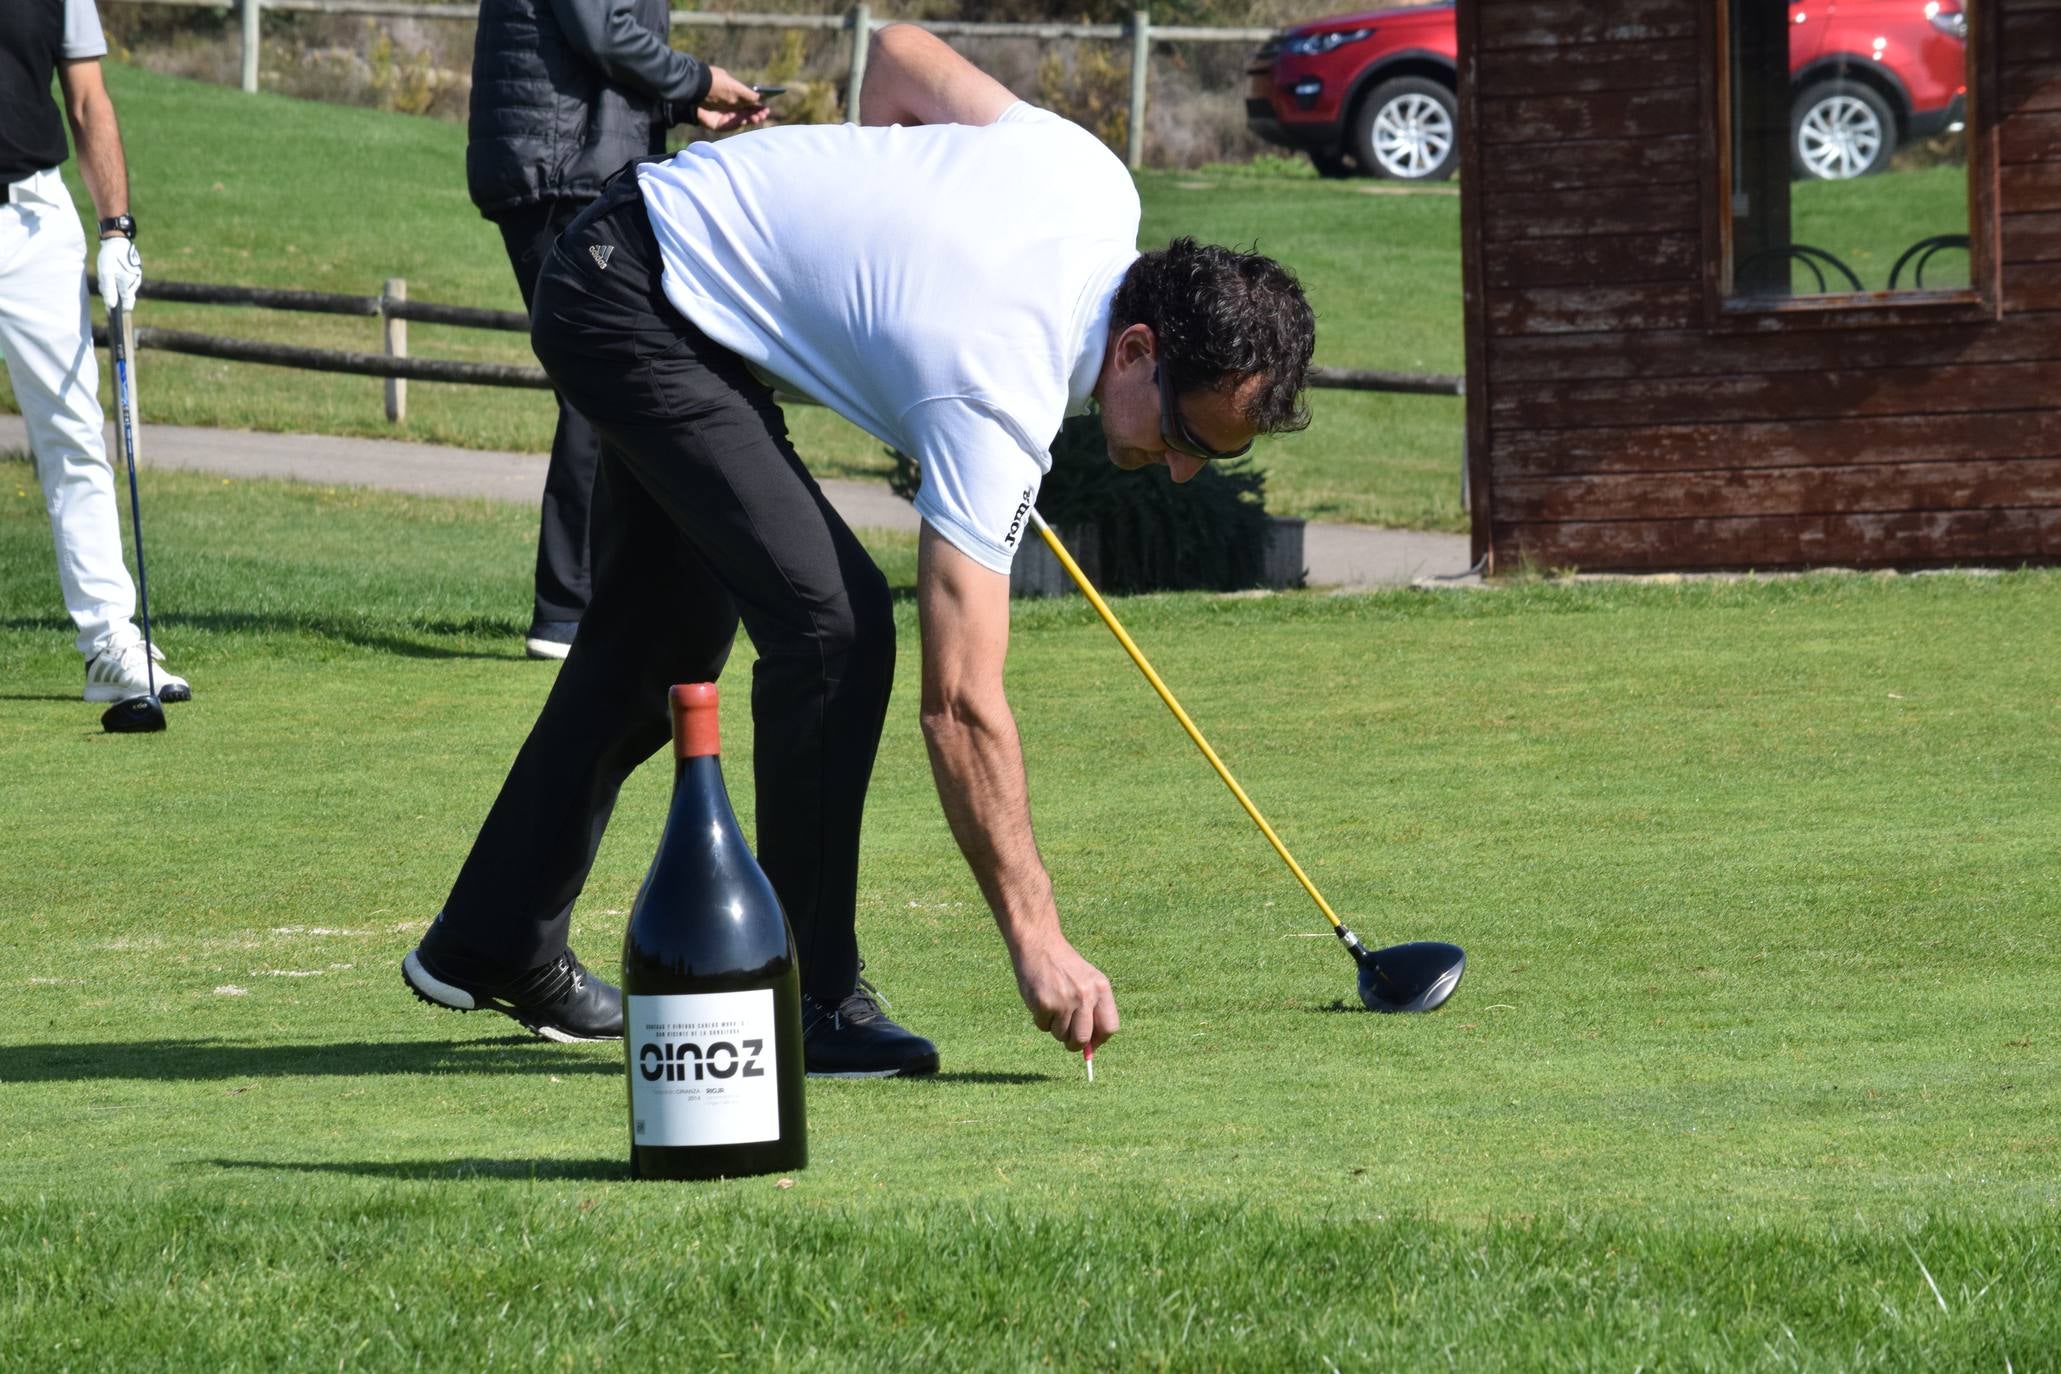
xmin=622 ymin=683 xmax=807 ymax=1180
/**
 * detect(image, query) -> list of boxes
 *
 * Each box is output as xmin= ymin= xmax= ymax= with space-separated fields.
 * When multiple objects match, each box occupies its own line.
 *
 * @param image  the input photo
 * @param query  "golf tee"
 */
xmin=1084 ymin=1046 xmax=1094 ymax=1083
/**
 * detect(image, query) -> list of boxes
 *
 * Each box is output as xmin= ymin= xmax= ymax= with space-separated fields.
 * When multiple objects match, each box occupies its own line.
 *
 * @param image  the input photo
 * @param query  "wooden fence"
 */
xmin=101 ymin=0 xmax=1277 ymax=170
xmin=88 ymin=276 xmax=1464 ymax=423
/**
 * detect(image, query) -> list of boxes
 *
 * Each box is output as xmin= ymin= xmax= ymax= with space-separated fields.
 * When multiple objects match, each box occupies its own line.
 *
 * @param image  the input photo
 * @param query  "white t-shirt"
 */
xmin=64 ymin=0 xmax=110 ymax=60
xmin=637 ymin=105 xmax=1139 ymax=573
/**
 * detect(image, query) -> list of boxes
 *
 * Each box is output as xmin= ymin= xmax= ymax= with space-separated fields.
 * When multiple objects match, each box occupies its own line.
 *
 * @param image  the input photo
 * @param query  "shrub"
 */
xmin=890 ymin=413 xmax=1279 ymax=592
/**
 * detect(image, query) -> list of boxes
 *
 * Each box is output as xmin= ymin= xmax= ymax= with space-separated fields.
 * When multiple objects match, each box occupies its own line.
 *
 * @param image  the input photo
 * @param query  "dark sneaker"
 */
xmin=524 ymin=620 xmax=578 ymax=661
xmin=802 ymin=976 xmax=939 ymax=1078
xmin=402 ymin=942 xmax=622 ymax=1043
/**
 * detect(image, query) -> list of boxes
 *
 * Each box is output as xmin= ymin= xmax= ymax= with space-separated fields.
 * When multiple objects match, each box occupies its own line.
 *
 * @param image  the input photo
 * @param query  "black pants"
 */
xmin=439 ymin=177 xmax=895 ymax=1003
xmin=495 ymin=198 xmax=600 ymax=628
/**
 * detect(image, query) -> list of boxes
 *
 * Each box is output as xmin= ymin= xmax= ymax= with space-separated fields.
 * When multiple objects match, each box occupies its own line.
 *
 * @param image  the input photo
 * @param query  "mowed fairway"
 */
xmin=1 ymin=64 xmax=1465 ymax=530
xmin=3 ymin=460 xmax=2058 ymax=1368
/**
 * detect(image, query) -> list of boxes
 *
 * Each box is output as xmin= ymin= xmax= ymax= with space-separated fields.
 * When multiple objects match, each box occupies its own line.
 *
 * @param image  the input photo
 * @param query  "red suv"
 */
xmin=1246 ymin=4 xmax=1460 ymax=181
xmin=1246 ymin=0 xmax=1967 ymax=182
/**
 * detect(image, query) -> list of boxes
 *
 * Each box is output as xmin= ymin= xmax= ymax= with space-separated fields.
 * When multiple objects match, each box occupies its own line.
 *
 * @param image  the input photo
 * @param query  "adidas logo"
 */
xmin=589 ymin=244 xmax=613 ymax=270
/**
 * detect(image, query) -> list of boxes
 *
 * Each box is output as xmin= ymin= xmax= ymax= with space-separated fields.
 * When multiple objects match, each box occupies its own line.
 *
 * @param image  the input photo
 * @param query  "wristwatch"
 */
xmin=97 ymin=213 xmax=137 ymax=240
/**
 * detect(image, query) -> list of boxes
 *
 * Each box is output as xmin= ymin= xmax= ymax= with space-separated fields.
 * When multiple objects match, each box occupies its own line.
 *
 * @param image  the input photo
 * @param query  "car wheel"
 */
xmin=1350 ymin=77 xmax=1459 ymax=181
xmin=1310 ymin=149 xmax=1356 ymax=179
xmin=1792 ymin=80 xmax=1896 ymax=180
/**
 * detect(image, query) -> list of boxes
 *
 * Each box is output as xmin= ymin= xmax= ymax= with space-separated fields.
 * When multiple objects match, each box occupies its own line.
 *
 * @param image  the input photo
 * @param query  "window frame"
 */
xmin=1702 ymin=0 xmax=2003 ymax=330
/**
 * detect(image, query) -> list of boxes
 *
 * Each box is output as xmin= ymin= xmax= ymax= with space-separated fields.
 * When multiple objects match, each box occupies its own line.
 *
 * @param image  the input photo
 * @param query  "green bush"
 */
xmin=890 ymin=413 xmax=1280 ymax=592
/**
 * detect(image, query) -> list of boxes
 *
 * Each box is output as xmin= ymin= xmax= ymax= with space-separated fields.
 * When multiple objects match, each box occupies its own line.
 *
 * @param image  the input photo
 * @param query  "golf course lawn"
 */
xmin=2 ymin=461 xmax=2056 ymax=1368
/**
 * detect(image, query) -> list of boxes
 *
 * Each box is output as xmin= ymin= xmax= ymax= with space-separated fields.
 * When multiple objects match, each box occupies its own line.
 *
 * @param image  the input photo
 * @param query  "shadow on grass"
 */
xmin=0 ymin=1035 xmax=617 ymax=1083
xmin=0 ymin=692 xmax=87 ymax=703
xmin=912 ymin=1071 xmax=1054 ymax=1086
xmin=0 ymin=612 xmax=517 ymax=662
xmin=209 ymin=1157 xmax=626 ymax=1182
xmin=171 ymin=610 xmax=522 ymax=660
xmin=0 ymin=1041 xmax=1063 ymax=1087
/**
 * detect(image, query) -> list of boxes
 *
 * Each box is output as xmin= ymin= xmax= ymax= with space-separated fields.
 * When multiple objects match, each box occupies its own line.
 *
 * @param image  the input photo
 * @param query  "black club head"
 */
xmin=101 ymin=693 xmax=167 ymax=734
xmin=1355 ymin=940 xmax=1466 ymax=1013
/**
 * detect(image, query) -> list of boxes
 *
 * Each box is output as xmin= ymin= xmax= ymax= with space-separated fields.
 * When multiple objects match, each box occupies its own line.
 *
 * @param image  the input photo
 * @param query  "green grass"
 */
xmin=3 ymin=460 xmax=2058 ymax=1367
xmin=1 ymin=64 xmax=1464 ymax=530
xmin=1788 ymin=163 xmax=1972 ymax=293
xmin=1140 ymin=170 xmax=1464 ymax=528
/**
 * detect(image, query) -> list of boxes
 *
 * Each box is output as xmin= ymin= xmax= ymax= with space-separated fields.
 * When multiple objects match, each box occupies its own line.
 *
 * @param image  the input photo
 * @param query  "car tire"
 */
xmin=1791 ymin=79 xmax=1897 ymax=180
xmin=1310 ymin=149 xmax=1357 ymax=179
xmin=1350 ymin=77 xmax=1459 ymax=181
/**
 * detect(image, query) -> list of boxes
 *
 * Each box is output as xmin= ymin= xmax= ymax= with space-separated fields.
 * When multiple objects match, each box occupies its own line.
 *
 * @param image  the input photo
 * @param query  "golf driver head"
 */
xmin=1355 ymin=940 xmax=1466 ymax=1013
xmin=101 ymin=693 xmax=166 ymax=734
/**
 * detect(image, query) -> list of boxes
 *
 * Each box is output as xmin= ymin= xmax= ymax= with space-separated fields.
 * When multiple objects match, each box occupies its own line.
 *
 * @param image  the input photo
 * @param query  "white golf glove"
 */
xmin=96 ymin=234 xmax=142 ymax=311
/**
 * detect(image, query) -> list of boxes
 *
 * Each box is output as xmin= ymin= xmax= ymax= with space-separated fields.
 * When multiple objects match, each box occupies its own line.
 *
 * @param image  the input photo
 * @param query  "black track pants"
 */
xmin=494 ymin=198 xmax=601 ymax=628
xmin=439 ymin=176 xmax=894 ymax=1004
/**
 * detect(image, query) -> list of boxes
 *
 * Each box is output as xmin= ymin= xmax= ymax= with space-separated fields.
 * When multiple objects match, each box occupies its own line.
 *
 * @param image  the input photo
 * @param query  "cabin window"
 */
xmin=1724 ymin=0 xmax=1979 ymax=301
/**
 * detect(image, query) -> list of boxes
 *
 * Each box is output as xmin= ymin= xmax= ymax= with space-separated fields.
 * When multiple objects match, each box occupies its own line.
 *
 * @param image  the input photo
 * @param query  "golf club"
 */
xmin=1028 ymin=509 xmax=1464 ymax=1012
xmin=100 ymin=303 xmax=165 ymax=735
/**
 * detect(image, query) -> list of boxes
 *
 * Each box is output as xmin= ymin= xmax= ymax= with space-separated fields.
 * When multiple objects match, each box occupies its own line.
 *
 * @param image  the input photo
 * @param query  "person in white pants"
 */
xmin=1 ymin=0 xmax=189 ymax=705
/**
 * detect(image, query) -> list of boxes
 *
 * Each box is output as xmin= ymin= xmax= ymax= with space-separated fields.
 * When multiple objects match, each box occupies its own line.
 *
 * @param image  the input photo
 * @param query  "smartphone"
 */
xmin=751 ymin=85 xmax=787 ymax=97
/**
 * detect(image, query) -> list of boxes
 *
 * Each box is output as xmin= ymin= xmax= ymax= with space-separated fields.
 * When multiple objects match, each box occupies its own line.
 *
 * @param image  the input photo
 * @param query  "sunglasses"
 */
xmin=1156 ymin=365 xmax=1253 ymax=463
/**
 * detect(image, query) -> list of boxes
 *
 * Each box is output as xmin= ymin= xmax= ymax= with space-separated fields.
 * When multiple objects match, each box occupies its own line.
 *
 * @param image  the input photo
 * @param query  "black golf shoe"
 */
xmin=802 ymin=976 xmax=939 ymax=1078
xmin=402 ymin=941 xmax=622 ymax=1043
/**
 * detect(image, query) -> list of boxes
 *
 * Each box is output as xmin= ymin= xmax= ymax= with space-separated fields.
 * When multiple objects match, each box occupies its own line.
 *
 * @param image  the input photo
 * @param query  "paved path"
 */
xmin=0 ymin=416 xmax=1472 ymax=588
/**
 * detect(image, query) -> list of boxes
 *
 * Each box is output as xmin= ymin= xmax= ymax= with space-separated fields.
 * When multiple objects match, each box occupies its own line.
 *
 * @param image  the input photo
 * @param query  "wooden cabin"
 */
xmin=1458 ymin=0 xmax=2060 ymax=572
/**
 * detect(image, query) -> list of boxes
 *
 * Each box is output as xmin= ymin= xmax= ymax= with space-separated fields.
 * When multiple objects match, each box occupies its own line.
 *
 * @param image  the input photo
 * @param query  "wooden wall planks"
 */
xmin=1498 ymin=458 xmax=2061 ymax=522
xmin=1491 ymin=361 xmax=2061 ymax=429
xmin=1464 ymin=0 xmax=2061 ymax=572
xmin=1475 ymin=0 xmax=1699 ymax=51
xmin=1491 ymin=412 xmax=2061 ymax=477
xmin=2000 ymin=162 xmax=2061 ymax=211
xmin=1480 ymin=135 xmax=1700 ymax=192
xmin=1482 ymin=234 xmax=1702 ymax=290
xmin=1498 ymin=509 xmax=2061 ymax=570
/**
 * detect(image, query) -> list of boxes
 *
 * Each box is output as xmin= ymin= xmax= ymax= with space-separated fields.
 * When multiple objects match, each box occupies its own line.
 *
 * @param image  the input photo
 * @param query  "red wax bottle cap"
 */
xmin=670 ymin=683 xmax=720 ymax=759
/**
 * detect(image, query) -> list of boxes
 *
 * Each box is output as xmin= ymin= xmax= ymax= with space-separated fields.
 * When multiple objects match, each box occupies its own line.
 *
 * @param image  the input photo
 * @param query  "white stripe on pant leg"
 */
xmin=0 ymin=168 xmax=137 ymax=659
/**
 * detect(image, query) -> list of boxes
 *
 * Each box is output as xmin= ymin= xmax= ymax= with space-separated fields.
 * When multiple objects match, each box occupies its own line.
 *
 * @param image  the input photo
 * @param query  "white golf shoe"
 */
xmin=84 ymin=639 xmax=192 ymax=704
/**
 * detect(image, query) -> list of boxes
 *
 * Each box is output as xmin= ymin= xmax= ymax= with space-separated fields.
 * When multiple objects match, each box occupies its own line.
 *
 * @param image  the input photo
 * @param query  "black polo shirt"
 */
xmin=2 ymin=0 xmax=108 ymax=184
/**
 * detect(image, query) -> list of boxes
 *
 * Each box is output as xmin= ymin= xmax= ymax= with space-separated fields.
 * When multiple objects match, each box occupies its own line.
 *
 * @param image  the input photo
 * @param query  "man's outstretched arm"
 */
xmin=859 ymin=23 xmax=1019 ymax=128
xmin=916 ymin=524 xmax=1119 ymax=1054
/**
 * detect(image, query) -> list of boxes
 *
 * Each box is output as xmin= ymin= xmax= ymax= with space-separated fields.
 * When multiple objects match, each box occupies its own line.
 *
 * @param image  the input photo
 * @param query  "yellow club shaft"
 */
xmin=1029 ymin=511 xmax=1344 ymax=932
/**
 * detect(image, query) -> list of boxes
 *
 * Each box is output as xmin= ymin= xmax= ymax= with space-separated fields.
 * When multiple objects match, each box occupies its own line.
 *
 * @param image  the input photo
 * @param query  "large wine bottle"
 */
xmin=623 ymin=683 xmax=806 ymax=1180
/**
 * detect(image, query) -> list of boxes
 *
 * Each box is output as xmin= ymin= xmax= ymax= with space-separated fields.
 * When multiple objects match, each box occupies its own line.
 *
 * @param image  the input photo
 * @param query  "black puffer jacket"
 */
xmin=467 ymin=0 xmax=712 ymax=218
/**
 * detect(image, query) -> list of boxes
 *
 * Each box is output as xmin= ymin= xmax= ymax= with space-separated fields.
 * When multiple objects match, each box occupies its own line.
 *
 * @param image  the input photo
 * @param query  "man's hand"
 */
xmin=696 ymin=67 xmax=772 ymax=132
xmin=96 ymin=235 xmax=141 ymax=312
xmin=1011 ymin=932 xmax=1119 ymax=1053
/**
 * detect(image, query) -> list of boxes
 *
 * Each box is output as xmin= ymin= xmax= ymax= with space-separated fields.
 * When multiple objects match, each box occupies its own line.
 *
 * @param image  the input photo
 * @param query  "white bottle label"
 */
xmin=627 ymin=989 xmax=782 ymax=1147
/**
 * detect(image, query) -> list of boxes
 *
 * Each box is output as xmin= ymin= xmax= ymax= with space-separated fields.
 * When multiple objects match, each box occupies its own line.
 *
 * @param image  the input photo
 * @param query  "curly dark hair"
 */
xmin=1110 ymin=237 xmax=1316 ymax=434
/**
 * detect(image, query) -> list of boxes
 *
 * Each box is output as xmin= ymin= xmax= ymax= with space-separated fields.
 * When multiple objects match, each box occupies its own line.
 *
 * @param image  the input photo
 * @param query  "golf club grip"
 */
xmin=1027 ymin=510 xmax=1345 ymax=931
xmin=112 ymin=307 xmax=139 ymax=463
xmin=109 ymin=305 xmax=156 ymax=699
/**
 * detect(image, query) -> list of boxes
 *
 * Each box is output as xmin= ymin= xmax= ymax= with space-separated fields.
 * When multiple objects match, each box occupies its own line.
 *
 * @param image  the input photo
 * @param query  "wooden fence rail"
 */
xmin=135 ymin=276 xmax=529 ymax=330
xmin=101 ymin=0 xmax=1275 ymax=170
xmin=91 ymin=276 xmax=1465 ymax=422
xmin=92 ymin=321 xmax=548 ymax=389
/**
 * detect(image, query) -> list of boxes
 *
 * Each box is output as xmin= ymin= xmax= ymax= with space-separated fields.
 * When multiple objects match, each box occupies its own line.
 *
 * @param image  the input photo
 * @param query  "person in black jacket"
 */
xmin=468 ymin=0 xmax=767 ymax=660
